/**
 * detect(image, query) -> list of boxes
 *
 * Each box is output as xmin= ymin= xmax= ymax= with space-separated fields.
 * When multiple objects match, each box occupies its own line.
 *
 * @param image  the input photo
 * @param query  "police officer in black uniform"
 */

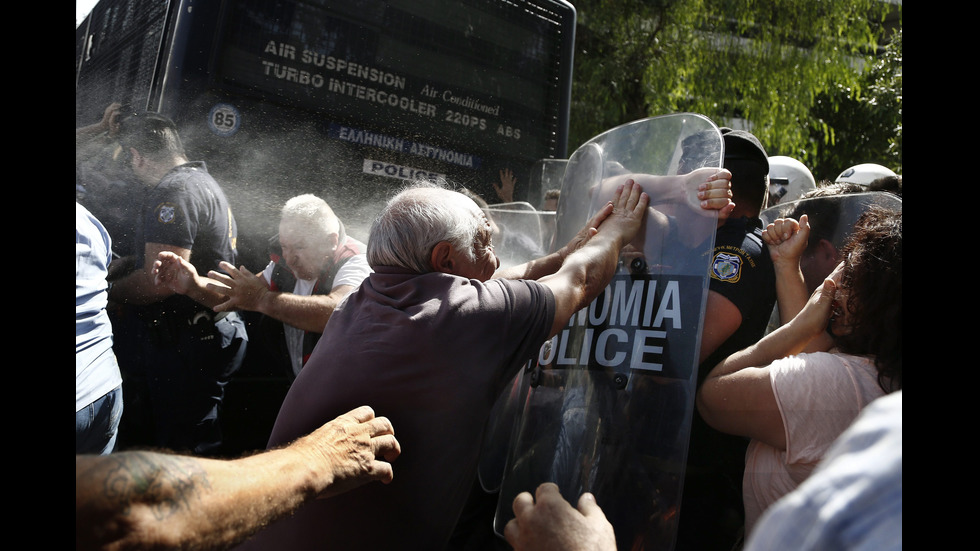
xmin=675 ymin=128 xmax=777 ymax=551
xmin=108 ymin=112 xmax=247 ymax=456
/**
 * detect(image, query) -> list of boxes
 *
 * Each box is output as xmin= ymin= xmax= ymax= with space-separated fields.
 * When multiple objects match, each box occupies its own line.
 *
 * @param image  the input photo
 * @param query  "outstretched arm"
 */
xmin=633 ymin=168 xmax=735 ymax=246
xmin=494 ymin=169 xmax=732 ymax=283
xmin=75 ymin=406 xmax=400 ymax=551
xmin=77 ymin=103 xmax=124 ymax=148
xmin=206 ymin=261 xmax=355 ymax=333
xmin=597 ymin=168 xmax=733 ymax=215
xmin=152 ymin=251 xmax=231 ymax=310
xmin=536 ymin=180 xmax=649 ymax=337
xmin=492 ymin=201 xmax=611 ymax=282
xmin=110 ymin=243 xmax=195 ymax=306
xmin=697 ymin=275 xmax=839 ymax=450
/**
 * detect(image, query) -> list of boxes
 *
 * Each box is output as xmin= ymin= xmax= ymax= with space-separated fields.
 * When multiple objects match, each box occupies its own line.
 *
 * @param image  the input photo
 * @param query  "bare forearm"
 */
xmin=697 ymin=322 xmax=802 ymax=447
xmin=257 ymin=290 xmax=347 ymax=333
xmin=773 ymin=262 xmax=808 ymax=325
xmin=772 ymin=260 xmax=834 ymax=353
xmin=705 ymin=315 xmax=816 ymax=385
xmin=184 ymin=275 xmax=233 ymax=310
xmin=541 ymin=232 xmax=624 ymax=337
xmin=75 ymin=450 xmax=318 ymax=551
xmin=76 ymin=120 xmax=112 ymax=159
xmin=494 ymin=249 xmax=565 ymax=281
xmin=573 ymin=236 xmax=624 ymax=304
xmin=77 ymin=406 xmax=398 ymax=551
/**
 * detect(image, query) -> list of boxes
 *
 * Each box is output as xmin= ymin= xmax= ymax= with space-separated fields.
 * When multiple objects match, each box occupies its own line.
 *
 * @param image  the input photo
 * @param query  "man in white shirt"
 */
xmin=154 ymin=194 xmax=370 ymax=379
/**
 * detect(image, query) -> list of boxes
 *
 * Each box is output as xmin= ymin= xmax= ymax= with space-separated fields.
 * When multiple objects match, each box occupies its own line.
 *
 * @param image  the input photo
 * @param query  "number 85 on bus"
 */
xmin=209 ymin=103 xmax=242 ymax=137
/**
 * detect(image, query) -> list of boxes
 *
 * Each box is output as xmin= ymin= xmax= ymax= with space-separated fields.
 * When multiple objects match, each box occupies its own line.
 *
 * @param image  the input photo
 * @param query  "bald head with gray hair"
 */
xmin=367 ymin=181 xmax=484 ymax=273
xmin=280 ymin=194 xmax=341 ymax=238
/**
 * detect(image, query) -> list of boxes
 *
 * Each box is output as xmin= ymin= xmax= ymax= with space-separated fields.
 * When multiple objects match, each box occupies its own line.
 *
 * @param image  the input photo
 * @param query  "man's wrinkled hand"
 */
xmin=300 ymin=406 xmax=401 ymax=499
xmin=208 ymin=261 xmax=269 ymax=312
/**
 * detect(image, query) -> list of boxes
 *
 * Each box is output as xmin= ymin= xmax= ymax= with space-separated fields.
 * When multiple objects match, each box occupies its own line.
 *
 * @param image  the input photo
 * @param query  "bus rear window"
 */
xmin=211 ymin=0 xmax=570 ymax=160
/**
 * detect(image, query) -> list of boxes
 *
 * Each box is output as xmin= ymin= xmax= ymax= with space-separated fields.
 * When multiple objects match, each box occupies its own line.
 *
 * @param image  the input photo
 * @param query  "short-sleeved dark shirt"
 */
xmin=242 ymin=266 xmax=556 ymax=551
xmin=677 ymin=215 xmax=777 ymax=551
xmin=701 ymin=215 xmax=776 ymax=377
xmin=136 ymin=161 xmax=238 ymax=318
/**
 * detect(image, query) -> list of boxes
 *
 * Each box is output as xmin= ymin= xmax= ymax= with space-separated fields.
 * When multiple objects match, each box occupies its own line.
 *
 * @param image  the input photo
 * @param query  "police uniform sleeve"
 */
xmin=143 ymin=178 xmax=200 ymax=250
xmin=707 ymin=226 xmax=770 ymax=317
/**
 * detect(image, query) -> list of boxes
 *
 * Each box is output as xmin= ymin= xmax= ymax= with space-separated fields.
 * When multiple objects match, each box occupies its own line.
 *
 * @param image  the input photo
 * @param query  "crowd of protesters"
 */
xmin=77 ymin=103 xmax=901 ymax=550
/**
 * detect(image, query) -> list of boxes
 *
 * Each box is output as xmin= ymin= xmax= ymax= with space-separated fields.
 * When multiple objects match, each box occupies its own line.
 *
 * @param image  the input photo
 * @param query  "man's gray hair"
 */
xmin=367 ymin=180 xmax=481 ymax=272
xmin=280 ymin=194 xmax=340 ymax=237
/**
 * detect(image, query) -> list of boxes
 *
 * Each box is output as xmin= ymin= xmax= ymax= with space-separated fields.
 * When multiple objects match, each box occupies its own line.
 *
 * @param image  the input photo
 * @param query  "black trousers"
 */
xmin=113 ymin=307 xmax=248 ymax=456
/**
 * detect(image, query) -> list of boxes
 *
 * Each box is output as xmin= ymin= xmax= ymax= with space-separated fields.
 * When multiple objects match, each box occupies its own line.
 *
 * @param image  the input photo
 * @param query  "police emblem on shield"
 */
xmin=711 ymin=251 xmax=742 ymax=282
xmin=157 ymin=203 xmax=177 ymax=224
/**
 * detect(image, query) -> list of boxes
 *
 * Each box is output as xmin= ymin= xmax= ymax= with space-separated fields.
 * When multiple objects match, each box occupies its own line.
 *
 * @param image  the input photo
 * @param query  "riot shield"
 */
xmin=527 ymin=158 xmax=567 ymax=250
xmin=484 ymin=202 xmax=550 ymax=270
xmin=760 ymin=192 xmax=903 ymax=332
xmin=527 ymin=158 xmax=568 ymax=211
xmin=492 ymin=113 xmax=724 ymax=550
xmin=476 ymin=201 xmax=551 ymax=494
xmin=761 ymin=191 xmax=902 ymax=251
xmin=475 ymin=201 xmax=552 ymax=493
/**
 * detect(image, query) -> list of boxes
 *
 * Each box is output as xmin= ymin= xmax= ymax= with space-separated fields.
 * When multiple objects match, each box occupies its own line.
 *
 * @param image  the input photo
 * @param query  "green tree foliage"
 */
xmin=809 ymin=27 xmax=902 ymax=181
xmin=569 ymin=0 xmax=899 ymax=181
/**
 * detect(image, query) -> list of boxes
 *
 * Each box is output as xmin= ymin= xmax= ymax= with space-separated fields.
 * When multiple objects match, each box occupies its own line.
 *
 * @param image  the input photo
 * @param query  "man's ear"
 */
xmin=429 ymin=241 xmax=456 ymax=273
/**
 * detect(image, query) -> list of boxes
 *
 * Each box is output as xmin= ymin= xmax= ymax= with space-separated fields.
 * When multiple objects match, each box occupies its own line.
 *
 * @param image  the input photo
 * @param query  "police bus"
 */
xmin=76 ymin=0 xmax=575 ymax=268
xmin=76 ymin=0 xmax=575 ymax=454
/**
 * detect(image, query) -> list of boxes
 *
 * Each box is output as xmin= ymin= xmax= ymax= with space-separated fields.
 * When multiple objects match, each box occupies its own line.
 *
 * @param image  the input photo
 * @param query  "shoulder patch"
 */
xmin=711 ymin=251 xmax=743 ymax=283
xmin=155 ymin=202 xmax=178 ymax=224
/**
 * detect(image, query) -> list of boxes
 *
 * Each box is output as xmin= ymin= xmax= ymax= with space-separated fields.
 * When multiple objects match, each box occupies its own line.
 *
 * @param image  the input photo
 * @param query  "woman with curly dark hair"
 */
xmin=695 ymin=204 xmax=902 ymax=540
xmin=833 ymin=206 xmax=902 ymax=391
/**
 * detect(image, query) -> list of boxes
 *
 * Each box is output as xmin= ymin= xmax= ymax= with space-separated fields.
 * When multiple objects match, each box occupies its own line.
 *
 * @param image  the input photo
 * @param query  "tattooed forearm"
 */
xmin=77 ymin=405 xmax=400 ymax=550
xmin=100 ymin=453 xmax=212 ymax=520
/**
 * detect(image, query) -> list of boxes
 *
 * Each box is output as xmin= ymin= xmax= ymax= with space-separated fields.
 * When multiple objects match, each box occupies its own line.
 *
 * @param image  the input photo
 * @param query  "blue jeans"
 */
xmin=76 ymin=385 xmax=123 ymax=454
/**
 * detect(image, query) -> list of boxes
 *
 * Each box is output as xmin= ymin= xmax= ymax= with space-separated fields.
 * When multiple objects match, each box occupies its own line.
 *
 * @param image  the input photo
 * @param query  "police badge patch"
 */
xmin=711 ymin=251 xmax=742 ymax=283
xmin=156 ymin=203 xmax=178 ymax=224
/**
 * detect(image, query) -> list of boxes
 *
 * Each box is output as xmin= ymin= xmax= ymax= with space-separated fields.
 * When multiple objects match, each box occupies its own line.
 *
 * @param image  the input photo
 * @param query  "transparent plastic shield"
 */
xmin=491 ymin=114 xmax=724 ymax=550
xmin=528 ymin=158 xmax=566 ymax=250
xmin=761 ymin=192 xmax=903 ymax=250
xmin=484 ymin=202 xmax=550 ymax=270
xmin=528 ymin=158 xmax=568 ymax=210
xmin=475 ymin=201 xmax=553 ymax=494
xmin=759 ymin=192 xmax=903 ymax=333
xmin=478 ymin=359 xmax=534 ymax=493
